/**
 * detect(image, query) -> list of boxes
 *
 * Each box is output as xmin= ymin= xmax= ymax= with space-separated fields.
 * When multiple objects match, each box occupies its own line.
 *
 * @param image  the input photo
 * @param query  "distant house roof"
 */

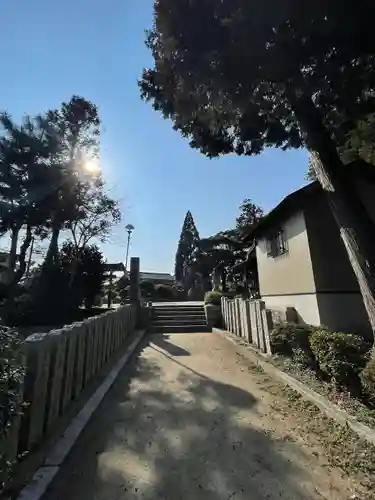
xmin=104 ymin=262 xmax=125 ymax=272
xmin=245 ymin=161 xmax=375 ymax=241
xmin=140 ymin=272 xmax=174 ymax=282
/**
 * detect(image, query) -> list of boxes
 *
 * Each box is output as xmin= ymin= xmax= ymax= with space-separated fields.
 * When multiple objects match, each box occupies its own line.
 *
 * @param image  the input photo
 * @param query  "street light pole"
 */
xmin=125 ymin=224 xmax=135 ymax=272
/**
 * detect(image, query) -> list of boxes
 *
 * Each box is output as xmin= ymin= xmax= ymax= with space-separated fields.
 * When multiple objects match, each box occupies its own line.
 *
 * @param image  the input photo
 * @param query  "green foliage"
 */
xmin=360 ymin=354 xmax=375 ymax=400
xmin=154 ymin=284 xmax=176 ymax=300
xmin=236 ymin=199 xmax=263 ymax=236
xmin=141 ymin=2 xmax=373 ymax=158
xmin=116 ymin=274 xmax=129 ymax=304
xmin=204 ymin=291 xmax=223 ymax=306
xmin=310 ymin=330 xmax=370 ymax=390
xmin=140 ymin=280 xmax=155 ymax=298
xmin=60 ymin=241 xmax=105 ymax=309
xmin=1 ymin=294 xmax=35 ymax=327
xmin=0 ymin=327 xmax=24 ymax=482
xmin=270 ymin=323 xmax=317 ymax=368
xmin=174 ymin=211 xmax=200 ymax=285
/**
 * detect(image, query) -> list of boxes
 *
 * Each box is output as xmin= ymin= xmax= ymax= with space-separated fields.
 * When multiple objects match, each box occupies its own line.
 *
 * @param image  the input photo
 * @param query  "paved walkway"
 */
xmin=43 ymin=332 xmax=354 ymax=500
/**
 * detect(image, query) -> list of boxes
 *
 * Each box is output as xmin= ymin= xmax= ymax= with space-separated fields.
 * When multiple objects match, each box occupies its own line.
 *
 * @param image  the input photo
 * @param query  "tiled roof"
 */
xmin=140 ymin=272 xmax=174 ymax=281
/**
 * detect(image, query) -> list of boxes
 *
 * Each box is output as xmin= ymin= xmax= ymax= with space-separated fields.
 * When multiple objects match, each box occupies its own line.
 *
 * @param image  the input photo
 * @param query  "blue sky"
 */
xmin=1 ymin=0 xmax=308 ymax=273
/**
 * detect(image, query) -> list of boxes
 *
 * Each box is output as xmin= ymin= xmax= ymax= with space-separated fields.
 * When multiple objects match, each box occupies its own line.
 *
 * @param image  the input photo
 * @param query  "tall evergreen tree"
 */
xmin=174 ymin=210 xmax=200 ymax=283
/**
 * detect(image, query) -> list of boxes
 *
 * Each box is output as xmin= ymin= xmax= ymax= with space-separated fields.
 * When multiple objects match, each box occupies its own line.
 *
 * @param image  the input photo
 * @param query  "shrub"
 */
xmin=1 ymin=294 xmax=35 ymax=327
xmin=0 ymin=327 xmax=24 ymax=483
xmin=270 ymin=323 xmax=317 ymax=367
xmin=361 ymin=354 xmax=375 ymax=400
xmin=204 ymin=302 xmax=222 ymax=327
xmin=204 ymin=291 xmax=223 ymax=306
xmin=154 ymin=284 xmax=176 ymax=300
xmin=310 ymin=330 xmax=370 ymax=390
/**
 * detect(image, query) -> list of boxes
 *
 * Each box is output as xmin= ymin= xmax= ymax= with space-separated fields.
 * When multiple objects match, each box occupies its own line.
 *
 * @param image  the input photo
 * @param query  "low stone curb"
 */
xmin=213 ymin=327 xmax=375 ymax=447
xmin=16 ymin=329 xmax=146 ymax=500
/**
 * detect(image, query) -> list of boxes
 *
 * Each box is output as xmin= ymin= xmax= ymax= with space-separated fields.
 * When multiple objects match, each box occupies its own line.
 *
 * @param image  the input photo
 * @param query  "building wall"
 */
xmin=305 ymin=186 xmax=375 ymax=336
xmin=257 ymin=211 xmax=320 ymax=325
xmin=256 ymin=210 xmax=316 ymax=296
xmin=262 ymin=293 xmax=321 ymax=326
xmin=316 ymin=292 xmax=372 ymax=339
xmin=304 ymin=193 xmax=359 ymax=293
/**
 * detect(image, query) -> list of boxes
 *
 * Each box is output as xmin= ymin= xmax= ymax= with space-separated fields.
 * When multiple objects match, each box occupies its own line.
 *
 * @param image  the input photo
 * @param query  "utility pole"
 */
xmin=124 ymin=224 xmax=135 ymax=272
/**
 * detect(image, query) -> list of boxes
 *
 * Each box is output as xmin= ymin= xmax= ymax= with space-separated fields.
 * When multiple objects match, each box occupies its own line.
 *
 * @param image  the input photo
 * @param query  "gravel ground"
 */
xmin=42 ymin=332 xmax=363 ymax=500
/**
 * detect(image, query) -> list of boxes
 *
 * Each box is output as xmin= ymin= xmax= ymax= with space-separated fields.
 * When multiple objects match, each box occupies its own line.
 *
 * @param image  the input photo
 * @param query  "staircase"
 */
xmin=149 ymin=302 xmax=210 ymax=333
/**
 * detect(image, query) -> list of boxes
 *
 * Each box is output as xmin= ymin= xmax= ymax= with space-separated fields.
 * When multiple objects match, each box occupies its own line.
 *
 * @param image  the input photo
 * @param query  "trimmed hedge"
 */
xmin=310 ymin=330 xmax=370 ymax=390
xmin=269 ymin=323 xmax=317 ymax=367
xmin=361 ymin=354 xmax=375 ymax=400
xmin=204 ymin=291 xmax=223 ymax=306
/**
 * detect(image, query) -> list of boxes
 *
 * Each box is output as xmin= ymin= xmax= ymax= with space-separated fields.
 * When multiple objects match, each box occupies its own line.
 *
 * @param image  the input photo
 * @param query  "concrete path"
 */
xmin=42 ymin=332 xmax=355 ymax=500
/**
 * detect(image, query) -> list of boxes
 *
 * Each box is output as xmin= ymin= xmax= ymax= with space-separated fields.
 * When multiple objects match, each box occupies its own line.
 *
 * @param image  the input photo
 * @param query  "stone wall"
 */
xmin=3 ymin=305 xmax=136 ymax=471
xmin=221 ymin=297 xmax=278 ymax=355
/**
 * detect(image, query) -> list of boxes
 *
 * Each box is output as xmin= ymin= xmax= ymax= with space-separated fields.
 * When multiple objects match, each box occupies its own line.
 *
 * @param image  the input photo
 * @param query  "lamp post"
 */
xmin=125 ymin=224 xmax=135 ymax=272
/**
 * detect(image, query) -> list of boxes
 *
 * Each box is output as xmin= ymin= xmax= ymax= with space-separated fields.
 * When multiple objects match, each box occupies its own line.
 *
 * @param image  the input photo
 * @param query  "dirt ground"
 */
xmin=42 ymin=332 xmax=374 ymax=500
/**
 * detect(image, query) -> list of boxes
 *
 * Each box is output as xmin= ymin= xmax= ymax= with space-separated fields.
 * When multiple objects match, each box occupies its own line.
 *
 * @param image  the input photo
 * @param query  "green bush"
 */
xmin=1 ymin=294 xmax=35 ymax=327
xmin=154 ymin=284 xmax=176 ymax=300
xmin=361 ymin=354 xmax=375 ymax=400
xmin=0 ymin=327 xmax=24 ymax=483
xmin=204 ymin=291 xmax=223 ymax=306
xmin=310 ymin=330 xmax=370 ymax=390
xmin=269 ymin=322 xmax=317 ymax=367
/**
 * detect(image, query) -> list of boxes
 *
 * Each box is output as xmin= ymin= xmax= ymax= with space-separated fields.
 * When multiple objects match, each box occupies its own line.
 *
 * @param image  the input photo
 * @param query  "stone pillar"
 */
xmin=249 ymin=301 xmax=258 ymax=347
xmin=19 ymin=333 xmax=51 ymax=452
xmin=228 ymin=301 xmax=233 ymax=332
xmin=241 ymin=300 xmax=250 ymax=342
xmin=261 ymin=302 xmax=274 ymax=355
xmin=255 ymin=300 xmax=265 ymax=352
xmin=235 ymin=298 xmax=242 ymax=336
xmin=129 ymin=257 xmax=140 ymax=304
xmin=129 ymin=257 xmax=141 ymax=327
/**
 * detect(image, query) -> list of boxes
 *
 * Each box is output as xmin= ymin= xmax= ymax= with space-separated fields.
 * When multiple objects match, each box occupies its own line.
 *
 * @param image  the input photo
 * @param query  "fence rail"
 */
xmin=221 ymin=297 xmax=273 ymax=354
xmin=2 ymin=305 xmax=136 ymax=479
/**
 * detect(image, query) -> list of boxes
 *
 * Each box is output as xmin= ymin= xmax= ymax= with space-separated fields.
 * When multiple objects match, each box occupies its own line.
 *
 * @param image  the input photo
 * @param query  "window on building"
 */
xmin=266 ymin=229 xmax=287 ymax=257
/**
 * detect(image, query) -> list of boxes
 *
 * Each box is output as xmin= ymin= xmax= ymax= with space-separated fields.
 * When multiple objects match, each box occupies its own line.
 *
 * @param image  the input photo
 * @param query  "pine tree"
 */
xmin=174 ymin=211 xmax=200 ymax=284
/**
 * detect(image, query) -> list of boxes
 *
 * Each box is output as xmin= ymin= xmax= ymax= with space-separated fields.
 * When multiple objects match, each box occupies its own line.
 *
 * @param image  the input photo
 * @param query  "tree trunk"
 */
xmin=12 ymin=225 xmax=33 ymax=286
xmin=44 ymin=224 xmax=60 ymax=269
xmin=291 ymin=92 xmax=375 ymax=337
xmin=7 ymin=225 xmax=20 ymax=281
xmin=221 ymin=268 xmax=227 ymax=292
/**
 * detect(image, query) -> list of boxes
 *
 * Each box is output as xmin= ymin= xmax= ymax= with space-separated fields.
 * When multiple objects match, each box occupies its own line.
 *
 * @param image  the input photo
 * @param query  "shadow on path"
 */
xmin=150 ymin=334 xmax=191 ymax=357
xmin=43 ymin=334 xmax=321 ymax=500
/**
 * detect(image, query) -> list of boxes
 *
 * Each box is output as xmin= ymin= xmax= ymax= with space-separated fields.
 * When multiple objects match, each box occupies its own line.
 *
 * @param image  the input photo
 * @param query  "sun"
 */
xmin=83 ymin=159 xmax=100 ymax=175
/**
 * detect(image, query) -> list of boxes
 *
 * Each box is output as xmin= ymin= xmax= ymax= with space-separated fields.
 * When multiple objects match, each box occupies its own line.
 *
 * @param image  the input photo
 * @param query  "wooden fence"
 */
xmin=221 ymin=297 xmax=273 ymax=354
xmin=1 ymin=304 xmax=136 ymax=478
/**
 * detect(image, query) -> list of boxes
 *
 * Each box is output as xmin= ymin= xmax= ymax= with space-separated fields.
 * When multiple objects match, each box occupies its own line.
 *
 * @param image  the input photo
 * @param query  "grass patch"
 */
xmin=272 ymin=354 xmax=375 ymax=429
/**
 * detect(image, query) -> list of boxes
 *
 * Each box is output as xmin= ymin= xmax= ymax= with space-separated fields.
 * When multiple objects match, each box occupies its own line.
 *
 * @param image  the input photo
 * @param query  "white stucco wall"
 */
xmin=256 ymin=211 xmax=320 ymax=326
xmin=256 ymin=211 xmax=316 ymax=296
xmin=262 ymin=293 xmax=321 ymax=326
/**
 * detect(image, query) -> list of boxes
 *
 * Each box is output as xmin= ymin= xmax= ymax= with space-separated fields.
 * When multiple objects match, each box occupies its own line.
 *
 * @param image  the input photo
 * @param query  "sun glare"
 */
xmin=83 ymin=159 xmax=100 ymax=175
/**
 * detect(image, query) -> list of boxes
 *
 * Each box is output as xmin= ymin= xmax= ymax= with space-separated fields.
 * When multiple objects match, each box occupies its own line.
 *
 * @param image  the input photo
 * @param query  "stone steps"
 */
xmin=149 ymin=303 xmax=209 ymax=333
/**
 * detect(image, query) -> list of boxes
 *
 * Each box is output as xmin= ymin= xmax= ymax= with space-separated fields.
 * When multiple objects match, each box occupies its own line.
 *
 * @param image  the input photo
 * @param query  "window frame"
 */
xmin=266 ymin=229 xmax=288 ymax=258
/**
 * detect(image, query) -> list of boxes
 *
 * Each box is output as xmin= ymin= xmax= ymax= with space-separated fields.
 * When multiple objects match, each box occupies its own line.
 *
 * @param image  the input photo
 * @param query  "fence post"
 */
xmin=240 ymin=299 xmax=247 ymax=340
xmin=19 ymin=334 xmax=51 ymax=452
xmin=45 ymin=329 xmax=67 ymax=430
xmin=254 ymin=301 xmax=265 ymax=352
xmin=234 ymin=298 xmax=242 ymax=336
xmin=231 ymin=300 xmax=236 ymax=333
xmin=261 ymin=303 xmax=274 ymax=355
xmin=224 ymin=297 xmax=229 ymax=330
xmin=242 ymin=300 xmax=251 ymax=343
xmin=249 ymin=301 xmax=258 ymax=347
